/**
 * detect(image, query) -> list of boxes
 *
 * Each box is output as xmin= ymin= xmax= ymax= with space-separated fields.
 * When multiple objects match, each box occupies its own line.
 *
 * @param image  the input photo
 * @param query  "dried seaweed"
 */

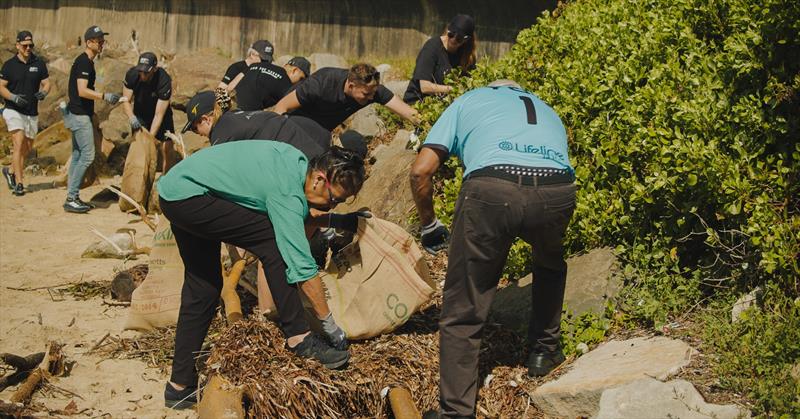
xmin=60 ymin=280 xmax=110 ymax=300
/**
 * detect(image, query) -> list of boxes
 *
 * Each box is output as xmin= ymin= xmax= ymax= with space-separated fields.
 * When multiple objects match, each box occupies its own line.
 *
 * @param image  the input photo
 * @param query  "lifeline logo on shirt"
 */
xmin=498 ymin=141 xmax=566 ymax=162
xmin=29 ymin=67 xmax=39 ymax=72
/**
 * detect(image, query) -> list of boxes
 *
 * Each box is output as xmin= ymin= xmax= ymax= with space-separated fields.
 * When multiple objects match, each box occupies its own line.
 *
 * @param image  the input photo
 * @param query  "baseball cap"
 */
xmin=251 ymin=40 xmax=274 ymax=62
xmin=287 ymin=56 xmax=311 ymax=78
xmin=16 ymin=31 xmax=33 ymax=42
xmin=135 ymin=52 xmax=158 ymax=72
xmin=447 ymin=14 xmax=475 ymax=38
xmin=339 ymin=130 xmax=368 ymax=159
xmin=182 ymin=91 xmax=216 ymax=133
xmin=84 ymin=25 xmax=109 ymax=41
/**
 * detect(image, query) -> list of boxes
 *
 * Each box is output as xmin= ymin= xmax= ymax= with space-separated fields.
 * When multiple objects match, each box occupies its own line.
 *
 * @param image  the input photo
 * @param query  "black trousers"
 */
xmin=160 ymin=195 xmax=311 ymax=386
xmin=439 ymin=176 xmax=576 ymax=418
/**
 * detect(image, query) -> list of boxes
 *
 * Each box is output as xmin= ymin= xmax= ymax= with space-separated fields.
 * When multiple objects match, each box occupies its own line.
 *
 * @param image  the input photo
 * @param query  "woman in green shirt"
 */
xmin=157 ymin=142 xmax=369 ymax=409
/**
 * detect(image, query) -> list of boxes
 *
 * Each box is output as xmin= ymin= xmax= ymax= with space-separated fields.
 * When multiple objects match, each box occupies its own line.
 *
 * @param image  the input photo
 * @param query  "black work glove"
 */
xmin=421 ymin=219 xmax=450 ymax=254
xmin=10 ymin=94 xmax=29 ymax=107
xmin=328 ymin=211 xmax=372 ymax=233
xmin=34 ymin=91 xmax=48 ymax=101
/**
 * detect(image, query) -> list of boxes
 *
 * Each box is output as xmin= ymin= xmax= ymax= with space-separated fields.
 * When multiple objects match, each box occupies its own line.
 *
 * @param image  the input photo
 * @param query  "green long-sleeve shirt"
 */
xmin=158 ymin=140 xmax=317 ymax=284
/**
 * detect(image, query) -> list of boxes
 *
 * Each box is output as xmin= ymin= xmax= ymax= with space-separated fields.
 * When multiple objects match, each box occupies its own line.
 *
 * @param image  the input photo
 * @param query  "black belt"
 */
xmin=466 ymin=165 xmax=575 ymax=186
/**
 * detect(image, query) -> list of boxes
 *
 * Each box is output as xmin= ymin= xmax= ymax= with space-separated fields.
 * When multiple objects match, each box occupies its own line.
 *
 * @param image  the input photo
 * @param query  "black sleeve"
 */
xmin=0 ymin=60 xmax=9 ymax=81
xmin=75 ymin=56 xmax=93 ymax=80
xmin=156 ymin=71 xmax=172 ymax=100
xmin=222 ymin=62 xmax=243 ymax=83
xmin=374 ymin=85 xmax=394 ymax=105
xmin=295 ymin=74 xmax=322 ymax=107
xmin=38 ymin=61 xmax=49 ymax=81
xmin=123 ymin=68 xmax=138 ymax=89
xmin=411 ymin=39 xmax=439 ymax=82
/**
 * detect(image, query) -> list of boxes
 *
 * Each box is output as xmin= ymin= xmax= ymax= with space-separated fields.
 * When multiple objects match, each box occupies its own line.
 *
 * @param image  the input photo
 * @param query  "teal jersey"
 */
xmin=158 ymin=140 xmax=317 ymax=284
xmin=423 ymin=86 xmax=572 ymax=176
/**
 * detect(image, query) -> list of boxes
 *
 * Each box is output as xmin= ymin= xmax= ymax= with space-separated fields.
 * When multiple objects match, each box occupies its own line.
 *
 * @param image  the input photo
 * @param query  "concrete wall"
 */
xmin=0 ymin=0 xmax=556 ymax=60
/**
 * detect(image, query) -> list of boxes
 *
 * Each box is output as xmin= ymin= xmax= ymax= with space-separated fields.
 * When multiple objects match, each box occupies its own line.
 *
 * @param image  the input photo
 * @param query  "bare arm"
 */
xmin=225 ymin=73 xmax=245 ymax=92
xmin=0 ymin=79 xmax=11 ymax=101
xmin=39 ymin=77 xmax=51 ymax=94
xmin=122 ymin=86 xmax=135 ymax=118
xmin=410 ymin=146 xmax=446 ymax=226
xmin=77 ymin=78 xmax=103 ymax=101
xmin=273 ymin=90 xmax=301 ymax=115
xmin=419 ymin=79 xmax=452 ymax=95
xmin=149 ymin=99 xmax=170 ymax=135
xmin=384 ymin=95 xmax=420 ymax=125
xmin=300 ymin=275 xmax=331 ymax=318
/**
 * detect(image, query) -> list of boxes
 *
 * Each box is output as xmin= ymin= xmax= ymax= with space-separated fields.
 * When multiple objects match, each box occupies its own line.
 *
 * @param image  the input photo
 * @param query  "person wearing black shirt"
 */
xmin=274 ymin=63 xmax=419 ymax=132
xmin=0 ymin=31 xmax=50 ymax=196
xmin=234 ymin=56 xmax=310 ymax=112
xmin=122 ymin=52 xmax=176 ymax=173
xmin=62 ymin=25 xmax=122 ymax=213
xmin=403 ymin=14 xmax=478 ymax=104
xmin=217 ymin=39 xmax=273 ymax=93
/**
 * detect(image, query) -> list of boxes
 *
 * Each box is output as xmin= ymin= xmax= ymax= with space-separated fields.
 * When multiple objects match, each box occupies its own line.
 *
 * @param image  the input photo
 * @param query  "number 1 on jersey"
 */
xmin=518 ymin=96 xmax=537 ymax=125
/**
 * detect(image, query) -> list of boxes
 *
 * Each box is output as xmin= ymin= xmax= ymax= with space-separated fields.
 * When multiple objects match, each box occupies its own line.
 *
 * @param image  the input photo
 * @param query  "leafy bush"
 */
xmin=412 ymin=0 xmax=799 ymax=414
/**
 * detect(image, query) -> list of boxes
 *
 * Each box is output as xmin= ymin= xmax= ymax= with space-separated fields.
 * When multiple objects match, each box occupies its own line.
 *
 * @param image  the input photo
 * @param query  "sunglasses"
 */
xmin=324 ymin=179 xmax=348 ymax=206
xmin=19 ymin=43 xmax=34 ymax=49
xmin=362 ymin=71 xmax=380 ymax=84
xmin=447 ymin=31 xmax=470 ymax=43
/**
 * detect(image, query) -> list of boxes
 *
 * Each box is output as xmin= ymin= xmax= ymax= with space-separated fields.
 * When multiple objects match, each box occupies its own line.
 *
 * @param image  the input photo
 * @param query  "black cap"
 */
xmin=135 ymin=52 xmax=157 ymax=72
xmin=448 ymin=14 xmax=475 ymax=38
xmin=84 ymin=25 xmax=109 ymax=41
xmin=287 ymin=56 xmax=311 ymax=78
xmin=251 ymin=40 xmax=274 ymax=62
xmin=339 ymin=130 xmax=368 ymax=159
xmin=16 ymin=31 xmax=33 ymax=42
xmin=182 ymin=91 xmax=216 ymax=133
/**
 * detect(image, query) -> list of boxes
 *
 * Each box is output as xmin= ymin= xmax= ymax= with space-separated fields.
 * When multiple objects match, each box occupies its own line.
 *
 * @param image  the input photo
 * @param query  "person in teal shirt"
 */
xmin=158 ymin=141 xmax=370 ymax=409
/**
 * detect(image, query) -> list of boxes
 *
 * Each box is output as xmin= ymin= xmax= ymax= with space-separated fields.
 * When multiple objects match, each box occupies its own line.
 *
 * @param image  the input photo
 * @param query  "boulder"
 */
xmin=490 ymin=247 xmax=619 ymax=336
xmin=93 ymin=55 xmax=132 ymax=120
xmin=36 ymin=69 xmax=69 ymax=130
xmin=168 ymin=49 xmax=232 ymax=108
xmin=35 ymin=121 xmax=72 ymax=164
xmin=596 ymin=378 xmax=750 ymax=419
xmin=309 ymin=53 xmax=348 ymax=72
xmin=346 ymin=104 xmax=384 ymax=138
xmin=274 ymin=55 xmax=293 ymax=67
xmin=731 ymin=287 xmax=763 ymax=323
xmin=172 ymin=111 xmax=210 ymax=154
xmin=100 ymin=105 xmax=133 ymax=145
xmin=384 ymin=80 xmax=410 ymax=99
xmin=532 ymin=337 xmax=696 ymax=418
xmin=336 ymin=129 xmax=416 ymax=227
xmin=376 ymin=63 xmax=391 ymax=80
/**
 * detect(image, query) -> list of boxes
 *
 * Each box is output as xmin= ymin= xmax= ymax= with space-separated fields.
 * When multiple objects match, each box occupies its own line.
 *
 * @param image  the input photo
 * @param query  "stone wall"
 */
xmin=0 ymin=0 xmax=555 ymax=60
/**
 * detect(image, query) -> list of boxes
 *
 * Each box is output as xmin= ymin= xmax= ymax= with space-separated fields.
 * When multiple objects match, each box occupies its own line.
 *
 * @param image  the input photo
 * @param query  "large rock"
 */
xmin=336 ymin=129 xmax=416 ymax=227
xmin=100 ymin=105 xmax=133 ymax=145
xmin=490 ymin=247 xmax=619 ymax=336
xmin=596 ymin=378 xmax=750 ymax=419
xmin=172 ymin=111 xmax=210 ymax=154
xmin=309 ymin=53 xmax=348 ymax=72
xmin=384 ymin=80 xmax=409 ymax=99
xmin=532 ymin=337 xmax=696 ymax=418
xmin=36 ymin=69 xmax=69 ymax=130
xmin=35 ymin=121 xmax=72 ymax=164
xmin=168 ymin=49 xmax=233 ymax=108
xmin=346 ymin=104 xmax=384 ymax=138
xmin=93 ymin=55 xmax=132 ymax=120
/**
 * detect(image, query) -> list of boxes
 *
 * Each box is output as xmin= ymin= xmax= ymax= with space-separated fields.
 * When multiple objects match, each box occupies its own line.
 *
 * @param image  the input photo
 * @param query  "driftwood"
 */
xmin=105 ymin=185 xmax=157 ymax=231
xmin=0 ymin=352 xmax=45 ymax=392
xmin=10 ymin=342 xmax=65 ymax=403
xmin=388 ymin=387 xmax=421 ymax=419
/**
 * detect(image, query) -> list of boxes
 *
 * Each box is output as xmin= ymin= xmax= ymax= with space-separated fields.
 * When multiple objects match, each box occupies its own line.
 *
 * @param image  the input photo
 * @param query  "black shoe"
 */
xmin=288 ymin=333 xmax=350 ymax=369
xmin=422 ymin=410 xmax=442 ymax=419
xmin=164 ymin=382 xmax=197 ymax=409
xmin=76 ymin=197 xmax=96 ymax=209
xmin=63 ymin=197 xmax=91 ymax=213
xmin=526 ymin=350 xmax=566 ymax=377
xmin=12 ymin=183 xmax=24 ymax=196
xmin=2 ymin=167 xmax=15 ymax=190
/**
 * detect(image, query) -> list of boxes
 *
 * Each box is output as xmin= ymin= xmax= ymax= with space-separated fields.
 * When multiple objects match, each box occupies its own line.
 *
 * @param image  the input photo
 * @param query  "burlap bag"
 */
xmin=124 ymin=217 xmax=185 ymax=330
xmin=259 ymin=217 xmax=434 ymax=339
xmin=119 ymin=130 xmax=157 ymax=212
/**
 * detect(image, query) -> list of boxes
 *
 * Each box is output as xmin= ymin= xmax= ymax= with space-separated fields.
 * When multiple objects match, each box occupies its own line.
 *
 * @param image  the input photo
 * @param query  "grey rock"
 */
xmin=532 ymin=337 xmax=696 ymax=418
xmin=100 ymin=105 xmax=132 ymax=145
xmin=346 ymin=104 xmax=384 ymax=138
xmin=596 ymin=378 xmax=750 ymax=419
xmin=336 ymin=130 xmax=416 ymax=227
xmin=309 ymin=53 xmax=348 ymax=72
xmin=384 ymin=80 xmax=409 ymax=99
xmin=731 ymin=287 xmax=762 ymax=323
xmin=274 ymin=55 xmax=292 ymax=67
xmin=490 ymin=247 xmax=619 ymax=336
xmin=376 ymin=63 xmax=391 ymax=79
xmin=82 ymin=229 xmax=137 ymax=259
xmin=575 ymin=342 xmax=590 ymax=355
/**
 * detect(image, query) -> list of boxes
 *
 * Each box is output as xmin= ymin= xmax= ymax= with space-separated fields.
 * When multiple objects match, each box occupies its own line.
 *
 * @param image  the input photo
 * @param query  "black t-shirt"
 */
xmin=0 ymin=54 xmax=49 ymax=116
xmin=234 ymin=62 xmax=292 ymax=111
xmin=210 ymin=110 xmax=330 ymax=159
xmin=68 ymin=52 xmax=96 ymax=115
xmin=123 ymin=67 xmax=173 ymax=124
xmin=292 ymin=67 xmax=394 ymax=131
xmin=221 ymin=60 xmax=249 ymax=84
xmin=403 ymin=37 xmax=462 ymax=104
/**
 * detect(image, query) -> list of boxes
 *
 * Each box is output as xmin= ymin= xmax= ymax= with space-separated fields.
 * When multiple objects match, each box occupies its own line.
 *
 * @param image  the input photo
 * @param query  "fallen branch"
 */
xmin=105 ymin=185 xmax=156 ymax=231
xmin=10 ymin=342 xmax=64 ymax=403
xmin=86 ymin=333 xmax=111 ymax=355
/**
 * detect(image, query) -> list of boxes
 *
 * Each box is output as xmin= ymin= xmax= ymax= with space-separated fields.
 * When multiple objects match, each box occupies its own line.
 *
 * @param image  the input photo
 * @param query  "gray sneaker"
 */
xmin=13 ymin=183 xmax=24 ymax=196
xmin=63 ymin=197 xmax=91 ymax=213
xmin=2 ymin=167 xmax=15 ymax=190
xmin=288 ymin=333 xmax=350 ymax=369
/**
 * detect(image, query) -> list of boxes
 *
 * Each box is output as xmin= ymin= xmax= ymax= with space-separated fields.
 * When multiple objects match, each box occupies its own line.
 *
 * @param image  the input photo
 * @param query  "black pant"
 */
xmin=160 ymin=194 xmax=311 ymax=386
xmin=439 ymin=176 xmax=576 ymax=418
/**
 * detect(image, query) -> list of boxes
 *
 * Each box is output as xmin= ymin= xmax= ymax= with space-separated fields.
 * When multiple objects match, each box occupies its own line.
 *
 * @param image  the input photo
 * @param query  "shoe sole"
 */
xmin=63 ymin=207 xmax=90 ymax=214
xmin=165 ymin=399 xmax=196 ymax=410
xmin=322 ymin=353 xmax=350 ymax=370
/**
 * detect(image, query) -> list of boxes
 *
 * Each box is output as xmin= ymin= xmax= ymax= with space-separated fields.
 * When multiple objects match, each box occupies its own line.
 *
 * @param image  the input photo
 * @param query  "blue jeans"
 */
xmin=64 ymin=111 xmax=95 ymax=199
